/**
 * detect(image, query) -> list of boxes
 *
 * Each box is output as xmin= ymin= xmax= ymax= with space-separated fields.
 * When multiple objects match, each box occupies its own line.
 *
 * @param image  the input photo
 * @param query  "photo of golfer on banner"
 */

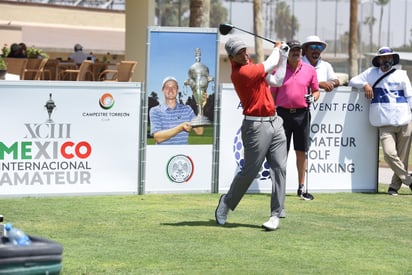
xmin=146 ymin=27 xmax=218 ymax=145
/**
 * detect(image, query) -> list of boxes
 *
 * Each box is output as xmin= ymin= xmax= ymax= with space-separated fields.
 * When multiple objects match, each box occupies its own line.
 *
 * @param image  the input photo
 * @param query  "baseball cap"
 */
xmin=162 ymin=76 xmax=178 ymax=89
xmin=286 ymin=40 xmax=302 ymax=49
xmin=225 ymin=37 xmax=247 ymax=56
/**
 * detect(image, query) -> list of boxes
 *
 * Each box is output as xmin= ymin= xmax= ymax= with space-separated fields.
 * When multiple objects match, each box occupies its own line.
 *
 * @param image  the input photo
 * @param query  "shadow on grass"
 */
xmin=161 ymin=219 xmax=261 ymax=229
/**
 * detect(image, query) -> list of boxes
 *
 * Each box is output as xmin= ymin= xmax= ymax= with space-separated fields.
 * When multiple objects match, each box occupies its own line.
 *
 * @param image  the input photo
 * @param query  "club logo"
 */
xmin=99 ymin=93 xmax=115 ymax=110
xmin=166 ymin=154 xmax=194 ymax=183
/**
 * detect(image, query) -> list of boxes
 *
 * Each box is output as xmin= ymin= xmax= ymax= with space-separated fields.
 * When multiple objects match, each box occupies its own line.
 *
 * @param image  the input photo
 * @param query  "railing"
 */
xmin=2 ymin=0 xmax=125 ymax=10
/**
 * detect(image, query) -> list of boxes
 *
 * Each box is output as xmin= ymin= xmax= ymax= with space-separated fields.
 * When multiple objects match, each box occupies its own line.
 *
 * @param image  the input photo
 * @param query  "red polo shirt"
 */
xmin=231 ymin=59 xmax=276 ymax=116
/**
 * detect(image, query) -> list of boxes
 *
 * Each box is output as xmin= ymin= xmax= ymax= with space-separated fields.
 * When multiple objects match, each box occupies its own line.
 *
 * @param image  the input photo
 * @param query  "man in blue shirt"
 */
xmin=149 ymin=76 xmax=204 ymax=145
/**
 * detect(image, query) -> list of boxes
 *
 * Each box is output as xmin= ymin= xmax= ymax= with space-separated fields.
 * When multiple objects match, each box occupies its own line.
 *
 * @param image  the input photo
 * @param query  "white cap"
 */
xmin=162 ymin=76 xmax=178 ymax=89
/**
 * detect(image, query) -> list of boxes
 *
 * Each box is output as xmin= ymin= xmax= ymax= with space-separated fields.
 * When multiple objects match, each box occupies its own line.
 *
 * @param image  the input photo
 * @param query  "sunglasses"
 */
xmin=309 ymin=44 xmax=324 ymax=51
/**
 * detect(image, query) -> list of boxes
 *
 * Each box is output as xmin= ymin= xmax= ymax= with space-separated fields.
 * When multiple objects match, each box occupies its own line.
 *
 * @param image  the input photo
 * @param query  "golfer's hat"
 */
xmin=225 ymin=37 xmax=247 ymax=56
xmin=162 ymin=76 xmax=178 ymax=89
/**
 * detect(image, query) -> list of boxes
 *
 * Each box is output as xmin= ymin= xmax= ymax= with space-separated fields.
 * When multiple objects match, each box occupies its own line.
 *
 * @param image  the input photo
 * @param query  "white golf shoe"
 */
xmin=262 ymin=216 xmax=279 ymax=231
xmin=215 ymin=194 xmax=229 ymax=225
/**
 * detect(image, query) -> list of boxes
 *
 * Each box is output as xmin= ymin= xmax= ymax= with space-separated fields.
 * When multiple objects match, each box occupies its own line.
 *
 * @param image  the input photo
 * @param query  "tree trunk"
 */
xmin=253 ymin=0 xmax=263 ymax=63
xmin=349 ymin=0 xmax=358 ymax=78
xmin=189 ymin=0 xmax=210 ymax=27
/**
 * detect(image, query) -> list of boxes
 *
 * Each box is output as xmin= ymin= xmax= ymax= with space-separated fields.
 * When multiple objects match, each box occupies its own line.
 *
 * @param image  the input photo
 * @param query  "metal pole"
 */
xmin=334 ymin=0 xmax=338 ymax=56
xmin=404 ymin=0 xmax=407 ymax=46
xmin=292 ymin=0 xmax=295 ymax=39
xmin=315 ymin=0 xmax=318 ymax=35
xmin=387 ymin=0 xmax=391 ymax=45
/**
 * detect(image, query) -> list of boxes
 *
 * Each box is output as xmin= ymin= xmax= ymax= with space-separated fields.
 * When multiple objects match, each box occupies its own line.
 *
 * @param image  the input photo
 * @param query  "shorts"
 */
xmin=276 ymin=107 xmax=310 ymax=152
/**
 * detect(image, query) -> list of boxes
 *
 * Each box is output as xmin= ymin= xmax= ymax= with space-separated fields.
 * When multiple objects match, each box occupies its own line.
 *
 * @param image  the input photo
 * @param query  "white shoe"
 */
xmin=279 ymin=209 xmax=286 ymax=218
xmin=215 ymin=194 xmax=229 ymax=225
xmin=262 ymin=216 xmax=279 ymax=231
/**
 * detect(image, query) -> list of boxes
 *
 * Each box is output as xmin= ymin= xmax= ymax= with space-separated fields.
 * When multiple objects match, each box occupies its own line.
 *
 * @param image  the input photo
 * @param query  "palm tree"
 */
xmin=209 ymin=0 xmax=228 ymax=28
xmin=189 ymin=0 xmax=210 ymax=27
xmin=349 ymin=0 xmax=358 ymax=78
xmin=364 ymin=16 xmax=376 ymax=52
xmin=274 ymin=1 xmax=297 ymax=41
xmin=376 ymin=0 xmax=390 ymax=47
xmin=254 ymin=0 xmax=263 ymax=63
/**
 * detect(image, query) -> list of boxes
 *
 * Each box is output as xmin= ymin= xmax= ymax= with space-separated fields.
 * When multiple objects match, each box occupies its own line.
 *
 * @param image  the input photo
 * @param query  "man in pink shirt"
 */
xmin=215 ymin=37 xmax=289 ymax=231
xmin=271 ymin=40 xmax=319 ymax=200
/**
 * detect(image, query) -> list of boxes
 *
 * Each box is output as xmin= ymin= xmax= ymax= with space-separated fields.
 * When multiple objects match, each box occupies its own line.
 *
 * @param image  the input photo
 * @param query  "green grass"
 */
xmin=147 ymin=125 xmax=214 ymax=145
xmin=1 ymin=184 xmax=411 ymax=274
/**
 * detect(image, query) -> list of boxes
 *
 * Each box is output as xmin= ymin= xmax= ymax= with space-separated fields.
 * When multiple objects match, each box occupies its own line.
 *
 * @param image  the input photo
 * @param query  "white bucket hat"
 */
xmin=372 ymin=47 xmax=400 ymax=67
xmin=302 ymin=35 xmax=327 ymax=50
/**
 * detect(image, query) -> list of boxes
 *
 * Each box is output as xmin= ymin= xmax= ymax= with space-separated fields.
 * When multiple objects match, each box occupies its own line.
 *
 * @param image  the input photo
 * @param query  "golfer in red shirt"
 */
xmin=215 ymin=37 xmax=289 ymax=231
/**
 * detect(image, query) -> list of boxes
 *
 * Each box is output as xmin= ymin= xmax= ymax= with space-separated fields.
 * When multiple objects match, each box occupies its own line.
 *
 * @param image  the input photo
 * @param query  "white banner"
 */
xmin=218 ymin=84 xmax=378 ymax=193
xmin=0 ymin=81 xmax=141 ymax=196
xmin=145 ymin=145 xmax=213 ymax=193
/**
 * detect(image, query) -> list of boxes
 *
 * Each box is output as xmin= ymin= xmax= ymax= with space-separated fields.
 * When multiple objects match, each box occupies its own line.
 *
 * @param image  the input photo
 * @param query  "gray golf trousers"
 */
xmin=225 ymin=115 xmax=287 ymax=217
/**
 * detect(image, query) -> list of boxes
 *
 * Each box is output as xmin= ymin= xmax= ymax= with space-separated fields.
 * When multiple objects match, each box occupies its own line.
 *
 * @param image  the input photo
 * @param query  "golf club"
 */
xmin=219 ymin=23 xmax=276 ymax=44
xmin=302 ymin=89 xmax=315 ymax=201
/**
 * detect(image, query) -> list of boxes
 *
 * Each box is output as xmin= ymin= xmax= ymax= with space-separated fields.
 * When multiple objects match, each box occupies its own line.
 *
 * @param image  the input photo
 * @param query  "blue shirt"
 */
xmin=149 ymin=103 xmax=196 ymax=145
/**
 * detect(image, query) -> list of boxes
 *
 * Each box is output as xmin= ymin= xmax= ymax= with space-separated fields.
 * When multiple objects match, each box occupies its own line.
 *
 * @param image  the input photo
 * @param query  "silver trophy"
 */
xmin=184 ymin=48 xmax=213 ymax=127
xmin=45 ymin=93 xmax=56 ymax=123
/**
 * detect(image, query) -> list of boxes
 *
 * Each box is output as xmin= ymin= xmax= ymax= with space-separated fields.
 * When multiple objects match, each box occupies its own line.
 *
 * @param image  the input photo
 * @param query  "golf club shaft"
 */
xmin=233 ymin=26 xmax=276 ymax=44
xmin=305 ymin=87 xmax=314 ymax=200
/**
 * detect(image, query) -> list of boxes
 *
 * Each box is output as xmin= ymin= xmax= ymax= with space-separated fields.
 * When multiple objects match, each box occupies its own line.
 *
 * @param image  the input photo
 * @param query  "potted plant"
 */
xmin=26 ymin=46 xmax=49 ymax=59
xmin=0 ymin=56 xmax=7 ymax=80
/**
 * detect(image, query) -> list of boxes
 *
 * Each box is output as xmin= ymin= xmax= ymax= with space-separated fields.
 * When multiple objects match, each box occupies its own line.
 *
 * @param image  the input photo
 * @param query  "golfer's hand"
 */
xmin=280 ymin=41 xmax=290 ymax=57
xmin=182 ymin=122 xmax=192 ymax=132
xmin=202 ymin=91 xmax=207 ymax=108
xmin=363 ymin=83 xmax=374 ymax=100
xmin=305 ymin=94 xmax=315 ymax=104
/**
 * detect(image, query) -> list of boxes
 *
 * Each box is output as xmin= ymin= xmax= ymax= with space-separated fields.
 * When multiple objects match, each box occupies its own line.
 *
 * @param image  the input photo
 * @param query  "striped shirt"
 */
xmin=149 ymin=103 xmax=196 ymax=145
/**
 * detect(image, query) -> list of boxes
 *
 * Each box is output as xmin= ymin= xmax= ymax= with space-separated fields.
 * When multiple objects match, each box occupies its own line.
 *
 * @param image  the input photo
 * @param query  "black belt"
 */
xmin=277 ymin=107 xmax=307 ymax=114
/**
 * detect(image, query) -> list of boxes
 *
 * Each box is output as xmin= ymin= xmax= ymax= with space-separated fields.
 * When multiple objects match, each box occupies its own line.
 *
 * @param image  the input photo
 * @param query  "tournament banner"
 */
xmin=143 ymin=27 xmax=218 ymax=193
xmin=218 ymin=84 xmax=378 ymax=193
xmin=0 ymin=81 xmax=141 ymax=196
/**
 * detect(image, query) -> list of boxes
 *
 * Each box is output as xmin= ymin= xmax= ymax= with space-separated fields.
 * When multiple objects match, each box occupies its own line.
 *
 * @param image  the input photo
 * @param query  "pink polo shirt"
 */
xmin=271 ymin=61 xmax=319 ymax=109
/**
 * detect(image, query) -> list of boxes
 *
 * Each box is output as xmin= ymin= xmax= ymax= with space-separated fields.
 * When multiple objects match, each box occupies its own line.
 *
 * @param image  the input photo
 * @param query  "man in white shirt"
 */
xmin=302 ymin=35 xmax=339 ymax=92
xmin=349 ymin=47 xmax=412 ymax=196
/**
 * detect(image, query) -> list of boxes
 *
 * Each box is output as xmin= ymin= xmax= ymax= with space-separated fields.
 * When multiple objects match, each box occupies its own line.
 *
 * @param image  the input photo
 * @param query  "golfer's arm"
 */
xmin=266 ymin=54 xmax=288 ymax=86
xmin=263 ymin=47 xmax=280 ymax=73
xmin=153 ymin=124 xmax=185 ymax=144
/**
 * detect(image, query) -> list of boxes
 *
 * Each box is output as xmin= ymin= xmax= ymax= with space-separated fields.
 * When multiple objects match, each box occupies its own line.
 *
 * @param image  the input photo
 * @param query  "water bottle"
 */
xmin=0 ymin=215 xmax=4 ymax=240
xmin=4 ymin=223 xmax=32 ymax=246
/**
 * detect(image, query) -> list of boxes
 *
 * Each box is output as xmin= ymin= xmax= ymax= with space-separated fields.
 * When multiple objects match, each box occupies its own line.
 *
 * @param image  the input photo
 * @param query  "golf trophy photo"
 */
xmin=184 ymin=48 xmax=213 ymax=127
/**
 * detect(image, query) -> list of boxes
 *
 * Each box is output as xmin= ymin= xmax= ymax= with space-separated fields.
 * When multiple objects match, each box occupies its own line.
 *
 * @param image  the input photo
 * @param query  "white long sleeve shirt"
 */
xmin=349 ymin=66 xmax=412 ymax=126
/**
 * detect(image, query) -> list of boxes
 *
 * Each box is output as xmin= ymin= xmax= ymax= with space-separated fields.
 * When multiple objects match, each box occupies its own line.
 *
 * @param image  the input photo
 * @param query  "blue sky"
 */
xmin=147 ymin=28 xmax=219 ymax=105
